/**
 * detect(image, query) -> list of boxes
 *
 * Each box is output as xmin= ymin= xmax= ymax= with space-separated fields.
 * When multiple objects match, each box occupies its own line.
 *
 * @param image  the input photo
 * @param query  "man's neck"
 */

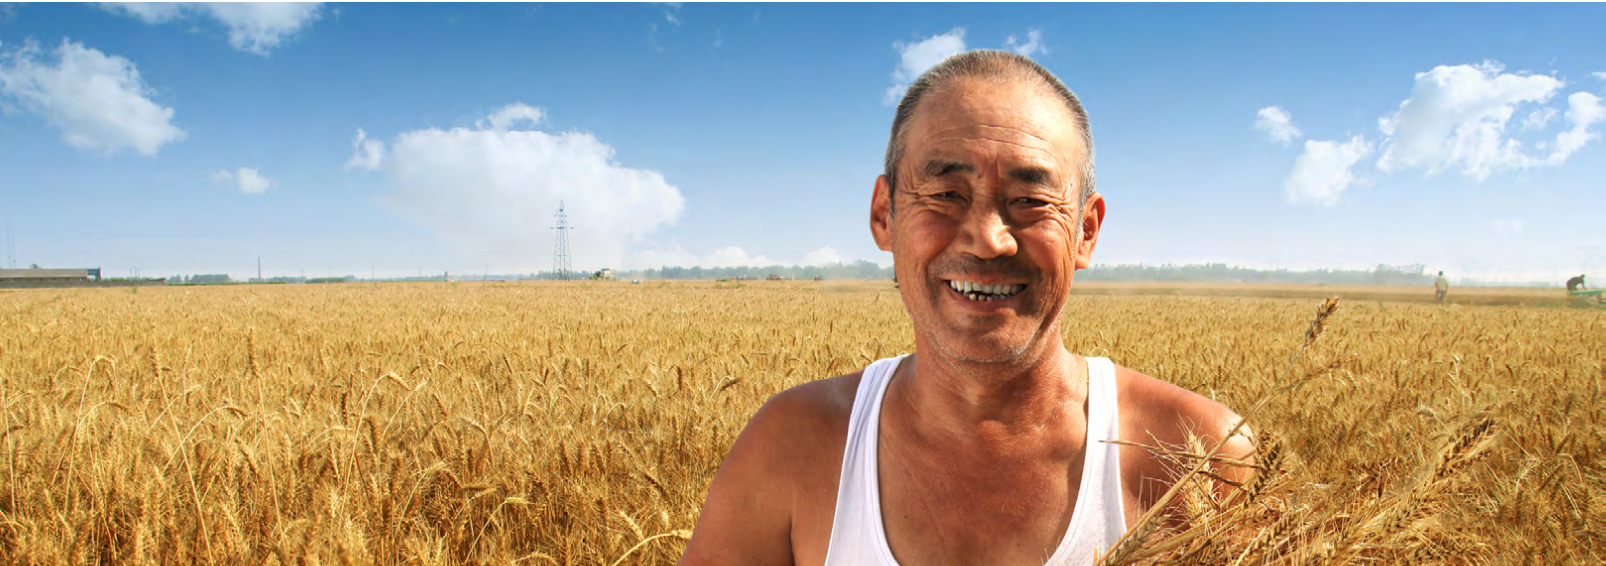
xmin=887 ymin=336 xmax=1088 ymax=448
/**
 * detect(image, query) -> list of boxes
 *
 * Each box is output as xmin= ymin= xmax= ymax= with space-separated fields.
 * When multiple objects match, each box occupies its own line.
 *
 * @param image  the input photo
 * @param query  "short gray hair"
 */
xmin=884 ymin=50 xmax=1095 ymax=211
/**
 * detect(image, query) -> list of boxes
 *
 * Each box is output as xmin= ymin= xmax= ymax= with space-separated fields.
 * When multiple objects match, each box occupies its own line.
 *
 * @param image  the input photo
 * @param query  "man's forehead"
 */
xmin=904 ymin=78 xmax=1083 ymax=167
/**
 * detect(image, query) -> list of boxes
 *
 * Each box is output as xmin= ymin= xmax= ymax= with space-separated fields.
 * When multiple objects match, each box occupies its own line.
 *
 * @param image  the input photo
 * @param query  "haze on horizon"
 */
xmin=1 ymin=4 xmax=1602 ymax=285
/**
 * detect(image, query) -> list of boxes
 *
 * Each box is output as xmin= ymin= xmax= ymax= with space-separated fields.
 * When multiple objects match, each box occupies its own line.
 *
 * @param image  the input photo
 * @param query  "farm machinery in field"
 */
xmin=1568 ymin=289 xmax=1604 ymax=309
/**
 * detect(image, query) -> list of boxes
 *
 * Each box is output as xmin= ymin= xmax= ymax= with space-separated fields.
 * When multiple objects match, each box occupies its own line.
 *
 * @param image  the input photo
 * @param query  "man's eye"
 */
xmin=934 ymin=191 xmax=962 ymax=200
xmin=1015 ymin=197 xmax=1049 ymax=207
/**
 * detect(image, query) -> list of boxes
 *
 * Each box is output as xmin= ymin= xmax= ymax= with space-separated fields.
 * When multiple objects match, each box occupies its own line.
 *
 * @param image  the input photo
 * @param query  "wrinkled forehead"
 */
xmin=903 ymin=77 xmax=1086 ymax=176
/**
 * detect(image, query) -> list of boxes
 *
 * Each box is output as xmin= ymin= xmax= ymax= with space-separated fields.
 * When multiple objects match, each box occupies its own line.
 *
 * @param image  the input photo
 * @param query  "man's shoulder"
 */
xmin=1110 ymin=364 xmax=1252 ymax=455
xmin=719 ymin=370 xmax=868 ymax=491
xmin=744 ymin=371 xmax=863 ymax=446
xmin=678 ymin=371 xmax=868 ymax=564
xmin=1108 ymin=364 xmax=1257 ymax=516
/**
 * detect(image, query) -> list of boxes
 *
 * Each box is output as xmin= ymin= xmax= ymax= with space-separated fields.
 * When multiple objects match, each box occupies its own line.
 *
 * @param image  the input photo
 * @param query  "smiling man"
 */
xmin=681 ymin=50 xmax=1254 ymax=566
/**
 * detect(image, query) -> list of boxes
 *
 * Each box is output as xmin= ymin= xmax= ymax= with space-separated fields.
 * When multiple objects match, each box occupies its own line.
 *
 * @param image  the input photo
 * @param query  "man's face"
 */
xmin=872 ymin=77 xmax=1103 ymax=364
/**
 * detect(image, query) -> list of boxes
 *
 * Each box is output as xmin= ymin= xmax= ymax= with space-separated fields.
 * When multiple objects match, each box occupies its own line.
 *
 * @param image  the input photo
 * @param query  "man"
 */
xmin=1567 ymin=274 xmax=1586 ymax=293
xmin=1435 ymin=271 xmax=1449 ymax=303
xmin=681 ymin=50 xmax=1254 ymax=566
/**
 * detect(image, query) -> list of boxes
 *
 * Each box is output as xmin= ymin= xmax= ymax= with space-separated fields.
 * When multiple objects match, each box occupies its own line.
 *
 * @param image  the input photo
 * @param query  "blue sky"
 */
xmin=1 ymin=3 xmax=1603 ymax=283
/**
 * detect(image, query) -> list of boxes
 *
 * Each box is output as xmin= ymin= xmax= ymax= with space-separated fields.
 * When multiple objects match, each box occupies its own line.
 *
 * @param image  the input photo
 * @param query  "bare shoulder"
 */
xmin=1113 ymin=365 xmax=1249 ymax=447
xmin=1111 ymin=365 xmax=1257 ymax=510
xmin=754 ymin=371 xmax=864 ymax=444
xmin=679 ymin=371 xmax=864 ymax=565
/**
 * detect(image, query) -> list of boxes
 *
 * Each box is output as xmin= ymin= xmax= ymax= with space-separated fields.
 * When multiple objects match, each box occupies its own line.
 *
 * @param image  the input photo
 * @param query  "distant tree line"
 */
xmin=161 ymin=263 xmax=1441 ymax=286
xmin=1074 ymin=263 xmax=1434 ymax=286
xmin=168 ymin=274 xmax=357 ymax=285
xmin=618 ymin=260 xmax=893 ymax=281
xmin=562 ymin=261 xmax=1437 ymax=286
xmin=169 ymin=274 xmax=232 ymax=285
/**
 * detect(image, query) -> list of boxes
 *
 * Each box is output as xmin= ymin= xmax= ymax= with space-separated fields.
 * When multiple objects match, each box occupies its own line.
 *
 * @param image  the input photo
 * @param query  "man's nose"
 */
xmin=955 ymin=202 xmax=1017 ymax=259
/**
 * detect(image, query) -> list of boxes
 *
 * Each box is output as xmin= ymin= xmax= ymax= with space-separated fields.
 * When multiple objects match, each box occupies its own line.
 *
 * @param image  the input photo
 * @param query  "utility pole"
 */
xmin=257 ymin=257 xmax=262 ymax=282
xmin=552 ymin=201 xmax=573 ymax=280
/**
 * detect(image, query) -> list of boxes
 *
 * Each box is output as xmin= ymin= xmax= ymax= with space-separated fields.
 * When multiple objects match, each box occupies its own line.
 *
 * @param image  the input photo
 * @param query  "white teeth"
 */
xmin=947 ymin=280 xmax=1025 ymax=301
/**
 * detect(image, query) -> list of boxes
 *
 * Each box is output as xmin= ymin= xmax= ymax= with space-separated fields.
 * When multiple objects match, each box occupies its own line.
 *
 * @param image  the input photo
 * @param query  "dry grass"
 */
xmin=0 ymin=280 xmax=1600 ymax=564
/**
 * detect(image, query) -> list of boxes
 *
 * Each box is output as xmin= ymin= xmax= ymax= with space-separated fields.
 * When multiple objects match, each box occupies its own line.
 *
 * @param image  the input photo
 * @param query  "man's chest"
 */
xmin=875 ymin=446 xmax=1085 ymax=565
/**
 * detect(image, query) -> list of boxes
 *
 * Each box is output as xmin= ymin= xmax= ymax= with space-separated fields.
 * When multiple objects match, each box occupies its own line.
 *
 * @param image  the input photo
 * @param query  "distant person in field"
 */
xmin=1567 ymin=274 xmax=1586 ymax=292
xmin=681 ymin=50 xmax=1255 ymax=566
xmin=1435 ymin=271 xmax=1449 ymax=303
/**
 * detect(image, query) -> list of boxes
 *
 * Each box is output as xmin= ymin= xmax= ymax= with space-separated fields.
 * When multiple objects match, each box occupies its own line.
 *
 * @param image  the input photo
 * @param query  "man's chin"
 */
xmin=927 ymin=332 xmax=1033 ymax=365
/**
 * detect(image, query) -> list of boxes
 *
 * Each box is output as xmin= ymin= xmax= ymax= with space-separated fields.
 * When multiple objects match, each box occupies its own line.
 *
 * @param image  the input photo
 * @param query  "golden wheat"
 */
xmin=0 ymin=280 xmax=1599 ymax=564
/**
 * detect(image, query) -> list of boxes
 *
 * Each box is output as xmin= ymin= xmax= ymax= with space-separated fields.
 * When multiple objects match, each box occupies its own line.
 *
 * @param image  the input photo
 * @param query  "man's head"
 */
xmin=885 ymin=50 xmax=1095 ymax=213
xmin=870 ymin=50 xmax=1105 ymax=365
xmin=1439 ymin=271 xmax=1444 ymax=276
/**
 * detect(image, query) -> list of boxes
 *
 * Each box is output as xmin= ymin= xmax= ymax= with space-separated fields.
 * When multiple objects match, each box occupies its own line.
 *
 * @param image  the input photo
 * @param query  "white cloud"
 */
xmin=1375 ymin=62 xmax=1562 ymax=180
xmin=885 ymin=28 xmax=966 ymax=105
xmin=1284 ymin=135 xmax=1373 ymax=206
xmin=1254 ymin=106 xmax=1302 ymax=145
xmin=1520 ymin=107 xmax=1558 ymax=131
xmin=213 ymin=167 xmax=274 ymax=195
xmin=1594 ymin=71 xmax=1606 ymax=82
xmin=345 ymin=128 xmax=384 ymax=170
xmin=352 ymin=103 xmax=686 ymax=269
xmin=1493 ymin=219 xmax=1524 ymax=236
xmin=1004 ymin=29 xmax=1046 ymax=58
xmin=102 ymin=2 xmax=323 ymax=55
xmin=478 ymin=103 xmax=543 ymax=131
xmin=0 ymin=39 xmax=185 ymax=155
xmin=661 ymin=2 xmax=681 ymax=25
xmin=801 ymin=247 xmax=843 ymax=266
xmin=624 ymin=245 xmax=846 ymax=270
xmin=1545 ymin=91 xmax=1605 ymax=165
xmin=706 ymin=246 xmax=774 ymax=268
xmin=1273 ymin=61 xmax=1606 ymax=206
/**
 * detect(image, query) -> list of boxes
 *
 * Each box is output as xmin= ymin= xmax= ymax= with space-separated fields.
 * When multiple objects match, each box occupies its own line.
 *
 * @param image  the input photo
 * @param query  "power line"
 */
xmin=552 ymin=201 xmax=573 ymax=281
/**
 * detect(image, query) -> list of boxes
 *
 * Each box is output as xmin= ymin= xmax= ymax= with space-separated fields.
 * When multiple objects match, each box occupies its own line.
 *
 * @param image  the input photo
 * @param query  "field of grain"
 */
xmin=0 ymin=280 xmax=1600 ymax=564
xmin=1069 ymin=281 xmax=1575 ymax=307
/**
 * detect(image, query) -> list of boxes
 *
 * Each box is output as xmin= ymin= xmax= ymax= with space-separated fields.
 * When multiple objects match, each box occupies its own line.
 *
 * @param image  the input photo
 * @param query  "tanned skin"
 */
xmin=680 ymin=76 xmax=1255 ymax=566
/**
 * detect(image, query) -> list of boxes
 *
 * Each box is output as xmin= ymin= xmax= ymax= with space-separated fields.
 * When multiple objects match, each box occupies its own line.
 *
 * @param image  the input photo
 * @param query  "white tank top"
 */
xmin=824 ymin=355 xmax=1127 ymax=565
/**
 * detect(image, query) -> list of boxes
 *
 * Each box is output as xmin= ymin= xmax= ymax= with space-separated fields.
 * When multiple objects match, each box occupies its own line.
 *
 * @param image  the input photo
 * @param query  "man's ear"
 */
xmin=1074 ymin=191 xmax=1105 ymax=270
xmin=871 ymin=175 xmax=894 ymax=252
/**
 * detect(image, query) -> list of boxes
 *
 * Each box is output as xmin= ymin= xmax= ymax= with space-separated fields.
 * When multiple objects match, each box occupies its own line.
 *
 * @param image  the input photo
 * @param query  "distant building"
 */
xmin=0 ymin=268 xmax=97 ymax=283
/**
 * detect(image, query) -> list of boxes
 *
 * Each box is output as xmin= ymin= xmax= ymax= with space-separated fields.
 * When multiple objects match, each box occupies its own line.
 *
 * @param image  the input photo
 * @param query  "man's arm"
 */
xmin=680 ymin=389 xmax=815 ymax=566
xmin=1201 ymin=411 xmax=1258 ymax=501
xmin=1116 ymin=368 xmax=1259 ymax=522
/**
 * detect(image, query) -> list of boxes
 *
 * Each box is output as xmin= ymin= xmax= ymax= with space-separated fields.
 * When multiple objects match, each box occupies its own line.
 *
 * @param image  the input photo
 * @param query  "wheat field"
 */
xmin=0 ymin=280 xmax=1600 ymax=564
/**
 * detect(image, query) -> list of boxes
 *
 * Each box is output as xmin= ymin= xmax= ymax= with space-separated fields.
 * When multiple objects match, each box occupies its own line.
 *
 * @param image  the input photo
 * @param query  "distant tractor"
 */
xmin=591 ymin=268 xmax=615 ymax=281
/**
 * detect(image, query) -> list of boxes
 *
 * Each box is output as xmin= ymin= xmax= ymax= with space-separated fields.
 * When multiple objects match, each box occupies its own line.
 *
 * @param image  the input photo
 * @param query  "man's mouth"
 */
xmin=945 ymin=280 xmax=1027 ymax=302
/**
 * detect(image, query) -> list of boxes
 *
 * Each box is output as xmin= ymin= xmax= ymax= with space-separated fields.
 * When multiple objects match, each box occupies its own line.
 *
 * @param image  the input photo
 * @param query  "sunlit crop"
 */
xmin=0 ymin=281 xmax=1598 ymax=564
